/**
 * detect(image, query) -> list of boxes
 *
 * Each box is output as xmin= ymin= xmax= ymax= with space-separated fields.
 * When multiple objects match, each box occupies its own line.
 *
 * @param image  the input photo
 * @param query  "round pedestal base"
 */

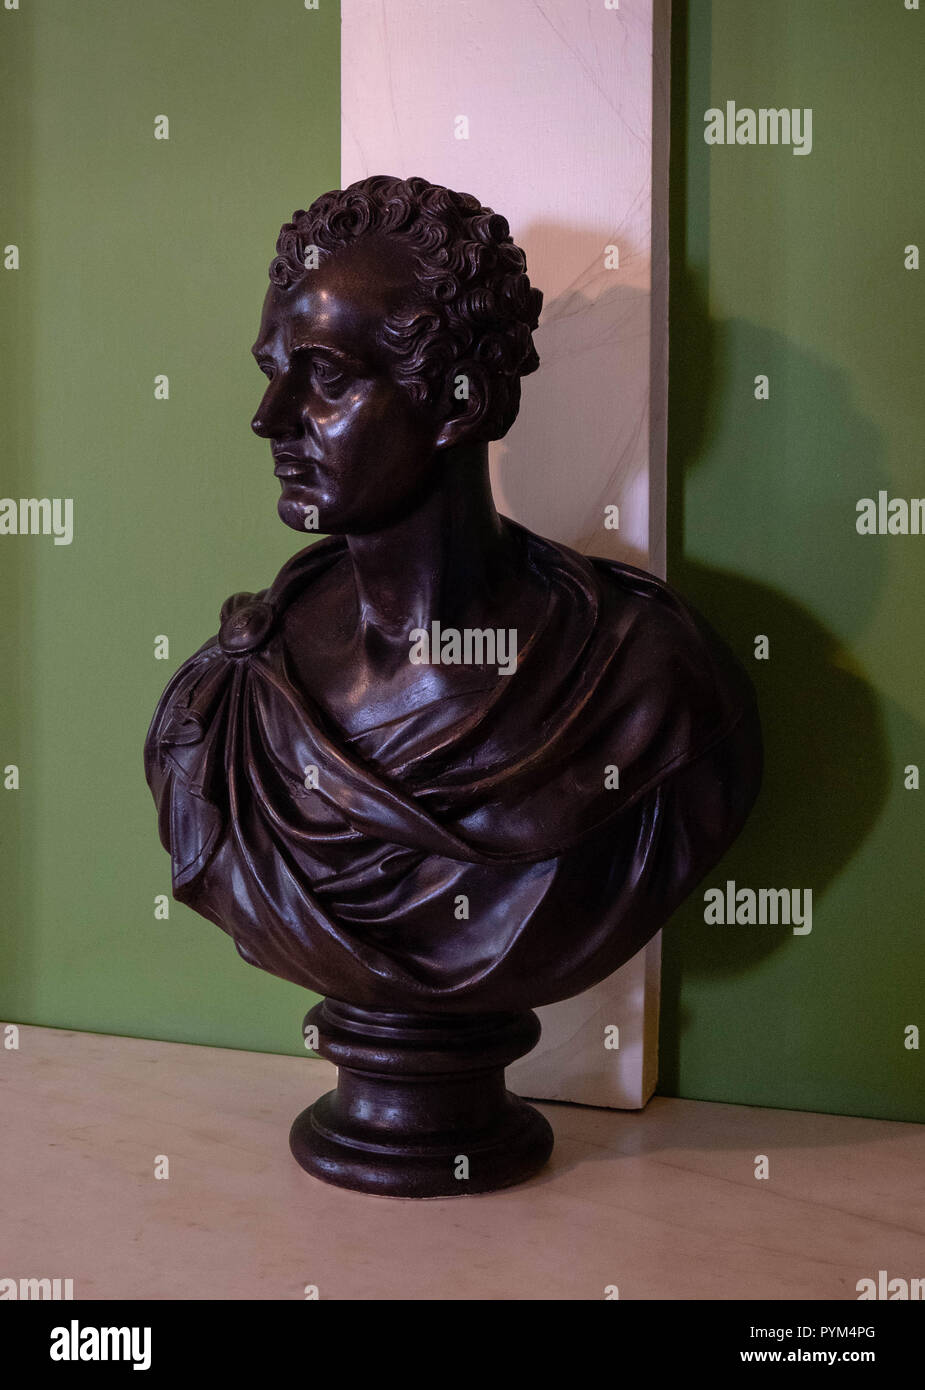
xmin=289 ymin=1000 xmax=554 ymax=1198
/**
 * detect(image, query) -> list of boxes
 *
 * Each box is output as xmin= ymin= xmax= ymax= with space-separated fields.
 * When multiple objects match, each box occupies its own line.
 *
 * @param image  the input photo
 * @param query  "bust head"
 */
xmin=250 ymin=175 xmax=543 ymax=535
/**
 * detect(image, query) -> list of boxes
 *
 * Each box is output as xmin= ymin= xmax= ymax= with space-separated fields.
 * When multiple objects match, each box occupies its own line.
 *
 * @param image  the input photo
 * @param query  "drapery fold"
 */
xmin=144 ymin=525 xmax=762 ymax=1011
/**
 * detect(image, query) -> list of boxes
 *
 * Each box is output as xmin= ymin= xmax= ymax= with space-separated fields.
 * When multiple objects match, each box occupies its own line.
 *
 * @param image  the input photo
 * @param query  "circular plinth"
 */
xmin=289 ymin=1000 xmax=554 ymax=1198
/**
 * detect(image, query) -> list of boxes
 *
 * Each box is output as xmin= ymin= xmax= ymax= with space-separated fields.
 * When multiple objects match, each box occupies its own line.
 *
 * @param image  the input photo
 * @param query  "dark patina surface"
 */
xmin=145 ymin=177 xmax=762 ymax=1196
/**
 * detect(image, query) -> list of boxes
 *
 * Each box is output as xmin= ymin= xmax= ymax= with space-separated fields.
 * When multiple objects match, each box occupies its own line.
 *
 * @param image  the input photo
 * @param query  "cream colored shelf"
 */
xmin=1 ymin=1024 xmax=921 ymax=1301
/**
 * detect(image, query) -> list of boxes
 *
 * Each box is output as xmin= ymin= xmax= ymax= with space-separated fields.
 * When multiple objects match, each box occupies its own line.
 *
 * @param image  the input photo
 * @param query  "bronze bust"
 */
xmin=145 ymin=176 xmax=762 ymax=1196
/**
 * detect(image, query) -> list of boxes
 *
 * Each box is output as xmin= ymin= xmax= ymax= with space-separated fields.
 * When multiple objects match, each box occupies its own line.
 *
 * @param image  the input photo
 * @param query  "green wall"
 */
xmin=0 ymin=0 xmax=340 ymax=1056
xmin=661 ymin=0 xmax=924 ymax=1120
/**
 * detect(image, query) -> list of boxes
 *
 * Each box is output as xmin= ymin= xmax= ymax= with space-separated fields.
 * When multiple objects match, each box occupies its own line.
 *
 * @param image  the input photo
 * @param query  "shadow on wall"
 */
xmin=658 ymin=262 xmax=891 ymax=1092
xmin=493 ymin=220 xmax=652 ymax=571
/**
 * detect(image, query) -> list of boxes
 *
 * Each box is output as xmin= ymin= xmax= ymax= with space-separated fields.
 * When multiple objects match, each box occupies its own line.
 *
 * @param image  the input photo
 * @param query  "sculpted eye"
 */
xmin=257 ymin=359 xmax=274 ymax=380
xmin=311 ymin=356 xmax=349 ymax=394
xmin=288 ymin=344 xmax=354 ymax=396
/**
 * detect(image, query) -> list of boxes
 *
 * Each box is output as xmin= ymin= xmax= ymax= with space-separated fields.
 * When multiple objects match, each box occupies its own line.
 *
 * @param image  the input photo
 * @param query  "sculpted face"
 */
xmin=250 ymin=235 xmax=448 ymax=535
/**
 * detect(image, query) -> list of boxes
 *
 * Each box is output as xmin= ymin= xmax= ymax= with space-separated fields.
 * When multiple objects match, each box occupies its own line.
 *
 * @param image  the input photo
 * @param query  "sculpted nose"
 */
xmin=253 ymin=379 xmax=320 ymax=446
xmin=251 ymin=409 xmax=272 ymax=439
xmin=251 ymin=380 xmax=291 ymax=439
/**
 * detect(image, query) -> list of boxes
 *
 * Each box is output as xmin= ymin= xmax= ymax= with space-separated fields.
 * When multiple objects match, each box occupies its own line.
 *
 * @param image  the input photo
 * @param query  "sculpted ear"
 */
xmin=433 ymin=362 xmax=491 ymax=450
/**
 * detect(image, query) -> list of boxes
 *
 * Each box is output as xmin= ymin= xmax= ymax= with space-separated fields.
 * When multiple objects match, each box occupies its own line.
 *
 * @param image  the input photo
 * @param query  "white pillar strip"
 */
xmin=341 ymin=0 xmax=671 ymax=1108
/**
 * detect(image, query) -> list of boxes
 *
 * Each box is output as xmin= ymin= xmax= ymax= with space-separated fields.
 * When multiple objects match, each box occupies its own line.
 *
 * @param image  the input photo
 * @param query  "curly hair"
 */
xmin=268 ymin=175 xmax=543 ymax=442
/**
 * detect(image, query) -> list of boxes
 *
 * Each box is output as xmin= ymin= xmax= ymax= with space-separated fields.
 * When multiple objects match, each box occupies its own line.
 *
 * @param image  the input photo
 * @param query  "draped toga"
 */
xmin=144 ymin=523 xmax=762 ymax=1012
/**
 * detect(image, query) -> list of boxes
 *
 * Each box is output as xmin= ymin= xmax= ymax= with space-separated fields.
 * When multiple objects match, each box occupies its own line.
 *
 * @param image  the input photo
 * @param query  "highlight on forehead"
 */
xmin=252 ymin=245 xmax=417 ymax=367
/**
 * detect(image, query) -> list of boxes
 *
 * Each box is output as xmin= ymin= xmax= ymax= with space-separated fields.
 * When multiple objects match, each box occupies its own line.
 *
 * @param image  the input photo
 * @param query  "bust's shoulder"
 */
xmin=519 ymin=525 xmax=757 ymax=732
xmin=204 ymin=537 xmax=348 ymax=654
xmin=590 ymin=554 xmax=726 ymax=655
xmin=519 ymin=524 xmax=723 ymax=648
xmin=265 ymin=534 xmax=349 ymax=604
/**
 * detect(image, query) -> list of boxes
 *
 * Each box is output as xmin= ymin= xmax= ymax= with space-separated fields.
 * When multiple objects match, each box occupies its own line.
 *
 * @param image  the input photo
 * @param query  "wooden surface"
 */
xmin=1 ymin=1024 xmax=922 ymax=1301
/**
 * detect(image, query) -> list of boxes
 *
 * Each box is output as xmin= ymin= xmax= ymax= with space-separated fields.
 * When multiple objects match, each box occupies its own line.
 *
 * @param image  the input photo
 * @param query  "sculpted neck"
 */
xmin=345 ymin=443 xmax=514 ymax=639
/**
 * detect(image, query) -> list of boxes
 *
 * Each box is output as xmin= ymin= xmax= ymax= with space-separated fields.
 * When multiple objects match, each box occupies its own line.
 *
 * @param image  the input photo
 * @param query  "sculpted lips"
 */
xmin=273 ymin=447 xmax=319 ymax=478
